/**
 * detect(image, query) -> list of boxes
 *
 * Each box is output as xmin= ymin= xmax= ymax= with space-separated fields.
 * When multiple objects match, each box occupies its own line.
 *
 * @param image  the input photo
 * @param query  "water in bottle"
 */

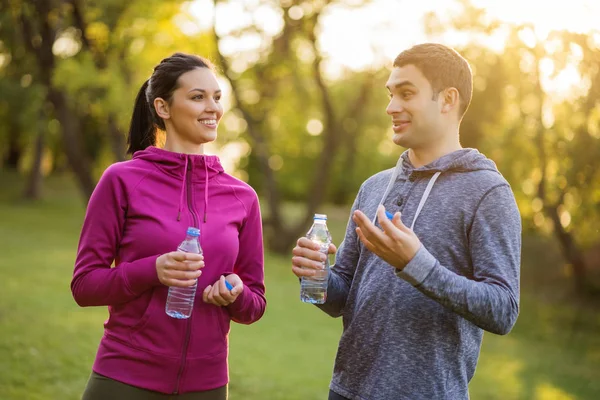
xmin=301 ymin=214 xmax=332 ymax=304
xmin=166 ymin=227 xmax=202 ymax=319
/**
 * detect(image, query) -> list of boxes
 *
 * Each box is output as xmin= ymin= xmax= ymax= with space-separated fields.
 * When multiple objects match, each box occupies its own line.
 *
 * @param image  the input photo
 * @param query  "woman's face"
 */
xmin=157 ymin=67 xmax=224 ymax=146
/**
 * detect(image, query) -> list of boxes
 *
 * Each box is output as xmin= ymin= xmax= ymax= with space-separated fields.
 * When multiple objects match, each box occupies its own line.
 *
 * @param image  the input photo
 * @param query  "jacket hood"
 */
xmin=133 ymin=146 xmax=224 ymax=182
xmin=133 ymin=146 xmax=224 ymax=222
xmin=374 ymin=148 xmax=499 ymax=226
xmin=400 ymin=148 xmax=499 ymax=177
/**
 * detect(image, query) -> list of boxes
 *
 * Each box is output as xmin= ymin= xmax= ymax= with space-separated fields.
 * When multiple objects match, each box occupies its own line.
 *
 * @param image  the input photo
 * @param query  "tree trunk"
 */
xmin=546 ymin=205 xmax=587 ymax=291
xmin=298 ymin=19 xmax=339 ymax=233
xmin=332 ymin=135 xmax=358 ymax=205
xmin=211 ymin=1 xmax=349 ymax=254
xmin=71 ymin=0 xmax=126 ymax=162
xmin=47 ymin=88 xmax=95 ymax=201
xmin=108 ymin=115 xmax=126 ymax=161
xmin=23 ymin=117 xmax=44 ymax=200
xmin=268 ymin=228 xmax=306 ymax=255
xmin=19 ymin=0 xmax=96 ymax=202
xmin=531 ymin=49 xmax=588 ymax=293
xmin=4 ymin=123 xmax=22 ymax=169
xmin=212 ymin=22 xmax=287 ymax=248
xmin=331 ymin=76 xmax=375 ymax=205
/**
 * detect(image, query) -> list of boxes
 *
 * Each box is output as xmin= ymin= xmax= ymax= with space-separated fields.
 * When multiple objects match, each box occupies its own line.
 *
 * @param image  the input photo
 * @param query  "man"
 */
xmin=291 ymin=43 xmax=521 ymax=400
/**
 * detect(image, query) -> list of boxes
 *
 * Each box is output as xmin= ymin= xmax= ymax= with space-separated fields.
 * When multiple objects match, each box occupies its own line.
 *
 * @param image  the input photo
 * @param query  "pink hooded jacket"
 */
xmin=71 ymin=146 xmax=266 ymax=394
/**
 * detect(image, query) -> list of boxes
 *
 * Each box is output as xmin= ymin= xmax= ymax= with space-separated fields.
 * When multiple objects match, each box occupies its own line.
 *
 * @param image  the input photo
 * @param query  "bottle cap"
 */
xmin=186 ymin=227 xmax=200 ymax=237
xmin=314 ymin=214 xmax=327 ymax=220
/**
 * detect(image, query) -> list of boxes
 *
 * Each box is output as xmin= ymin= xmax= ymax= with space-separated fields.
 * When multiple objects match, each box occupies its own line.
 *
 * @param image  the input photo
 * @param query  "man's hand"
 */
xmin=203 ymin=274 xmax=244 ymax=306
xmin=353 ymin=205 xmax=421 ymax=270
xmin=291 ymin=237 xmax=337 ymax=278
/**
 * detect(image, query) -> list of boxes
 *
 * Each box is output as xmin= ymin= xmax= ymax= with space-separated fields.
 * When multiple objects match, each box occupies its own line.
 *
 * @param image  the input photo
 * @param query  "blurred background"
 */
xmin=1 ymin=0 xmax=599 ymax=399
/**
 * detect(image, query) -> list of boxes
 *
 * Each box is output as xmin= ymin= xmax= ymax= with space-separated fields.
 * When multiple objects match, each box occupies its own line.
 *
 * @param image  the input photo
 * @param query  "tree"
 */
xmin=7 ymin=0 xmax=96 ymax=199
xmin=2 ymin=0 xmax=215 ymax=201
xmin=212 ymin=0 xmax=390 ymax=253
xmin=425 ymin=1 xmax=600 ymax=292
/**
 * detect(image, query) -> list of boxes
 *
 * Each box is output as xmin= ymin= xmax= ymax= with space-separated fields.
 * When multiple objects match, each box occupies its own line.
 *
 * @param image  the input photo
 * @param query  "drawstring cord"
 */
xmin=177 ymin=156 xmax=189 ymax=222
xmin=203 ymin=161 xmax=208 ymax=223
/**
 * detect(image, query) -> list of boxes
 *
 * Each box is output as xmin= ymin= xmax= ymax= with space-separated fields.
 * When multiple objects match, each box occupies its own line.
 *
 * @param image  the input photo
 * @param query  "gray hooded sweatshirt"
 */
xmin=318 ymin=148 xmax=521 ymax=400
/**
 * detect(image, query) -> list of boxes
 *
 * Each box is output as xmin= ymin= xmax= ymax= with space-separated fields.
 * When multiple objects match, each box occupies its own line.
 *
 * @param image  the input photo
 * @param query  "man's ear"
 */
xmin=440 ymin=87 xmax=460 ymax=114
xmin=154 ymin=97 xmax=170 ymax=120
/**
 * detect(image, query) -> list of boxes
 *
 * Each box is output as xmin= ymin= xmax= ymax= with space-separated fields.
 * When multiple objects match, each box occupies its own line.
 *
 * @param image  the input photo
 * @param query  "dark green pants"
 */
xmin=82 ymin=372 xmax=228 ymax=400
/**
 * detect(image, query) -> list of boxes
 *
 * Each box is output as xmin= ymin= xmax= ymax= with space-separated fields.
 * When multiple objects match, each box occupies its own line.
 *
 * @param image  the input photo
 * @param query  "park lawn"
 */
xmin=0 ymin=172 xmax=598 ymax=400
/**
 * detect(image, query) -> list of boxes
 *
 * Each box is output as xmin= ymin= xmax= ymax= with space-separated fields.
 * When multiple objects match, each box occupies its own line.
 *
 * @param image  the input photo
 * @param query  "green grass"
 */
xmin=0 ymin=171 xmax=599 ymax=399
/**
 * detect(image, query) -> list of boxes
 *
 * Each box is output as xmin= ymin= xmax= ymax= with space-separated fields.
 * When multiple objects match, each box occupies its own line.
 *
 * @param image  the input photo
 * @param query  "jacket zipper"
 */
xmin=173 ymin=158 xmax=199 ymax=394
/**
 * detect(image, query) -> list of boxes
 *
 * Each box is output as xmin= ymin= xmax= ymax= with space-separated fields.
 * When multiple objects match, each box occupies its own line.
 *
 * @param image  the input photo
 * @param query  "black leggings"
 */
xmin=82 ymin=372 xmax=228 ymax=400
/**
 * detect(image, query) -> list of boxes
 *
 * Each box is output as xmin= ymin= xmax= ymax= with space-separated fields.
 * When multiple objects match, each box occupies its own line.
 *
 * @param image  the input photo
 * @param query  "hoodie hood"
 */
xmin=374 ymin=148 xmax=500 ymax=227
xmin=133 ymin=146 xmax=224 ymax=181
xmin=400 ymin=148 xmax=499 ymax=177
xmin=133 ymin=146 xmax=224 ymax=222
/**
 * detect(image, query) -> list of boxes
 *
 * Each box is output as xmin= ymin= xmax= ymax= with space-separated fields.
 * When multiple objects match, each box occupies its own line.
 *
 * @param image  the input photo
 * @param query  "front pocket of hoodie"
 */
xmin=187 ymin=303 xmax=229 ymax=358
xmin=129 ymin=287 xmax=183 ymax=357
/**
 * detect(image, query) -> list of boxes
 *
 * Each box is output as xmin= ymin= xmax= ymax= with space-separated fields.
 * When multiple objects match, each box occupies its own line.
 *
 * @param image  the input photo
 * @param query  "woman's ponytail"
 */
xmin=127 ymin=80 xmax=155 ymax=154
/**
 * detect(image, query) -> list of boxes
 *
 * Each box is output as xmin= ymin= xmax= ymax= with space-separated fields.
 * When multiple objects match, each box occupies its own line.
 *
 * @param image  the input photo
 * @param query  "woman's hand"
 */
xmin=203 ymin=274 xmax=244 ymax=306
xmin=156 ymin=251 xmax=204 ymax=287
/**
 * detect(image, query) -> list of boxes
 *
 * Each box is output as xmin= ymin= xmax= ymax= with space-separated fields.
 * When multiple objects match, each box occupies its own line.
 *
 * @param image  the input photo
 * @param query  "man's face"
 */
xmin=385 ymin=65 xmax=445 ymax=149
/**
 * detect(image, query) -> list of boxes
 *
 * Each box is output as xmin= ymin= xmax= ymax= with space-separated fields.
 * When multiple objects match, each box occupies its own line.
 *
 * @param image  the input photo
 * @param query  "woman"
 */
xmin=71 ymin=53 xmax=266 ymax=399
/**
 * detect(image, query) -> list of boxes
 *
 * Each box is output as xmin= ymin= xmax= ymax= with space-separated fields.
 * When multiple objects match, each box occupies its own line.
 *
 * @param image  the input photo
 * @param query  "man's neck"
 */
xmin=408 ymin=140 xmax=462 ymax=168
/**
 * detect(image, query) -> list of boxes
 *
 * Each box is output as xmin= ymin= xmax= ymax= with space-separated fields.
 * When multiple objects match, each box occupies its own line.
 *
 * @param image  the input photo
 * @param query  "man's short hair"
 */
xmin=394 ymin=43 xmax=473 ymax=118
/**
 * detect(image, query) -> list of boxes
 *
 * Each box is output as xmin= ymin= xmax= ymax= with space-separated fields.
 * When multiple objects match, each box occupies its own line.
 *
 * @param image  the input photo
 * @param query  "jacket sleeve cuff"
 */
xmin=122 ymin=255 xmax=162 ymax=295
xmin=226 ymin=284 xmax=250 ymax=314
xmin=395 ymin=245 xmax=437 ymax=286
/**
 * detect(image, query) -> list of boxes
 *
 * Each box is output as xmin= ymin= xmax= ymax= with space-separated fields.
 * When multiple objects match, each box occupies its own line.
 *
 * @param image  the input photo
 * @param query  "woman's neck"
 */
xmin=163 ymin=137 xmax=205 ymax=155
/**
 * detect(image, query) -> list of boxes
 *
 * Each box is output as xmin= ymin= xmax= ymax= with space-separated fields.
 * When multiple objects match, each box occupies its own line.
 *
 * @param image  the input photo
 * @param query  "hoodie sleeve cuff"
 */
xmin=395 ymin=245 xmax=437 ymax=286
xmin=122 ymin=255 xmax=162 ymax=295
xmin=226 ymin=284 xmax=250 ymax=314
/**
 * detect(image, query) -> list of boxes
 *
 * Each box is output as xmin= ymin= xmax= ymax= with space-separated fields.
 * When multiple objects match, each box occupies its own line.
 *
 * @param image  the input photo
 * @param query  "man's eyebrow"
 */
xmin=385 ymin=80 xmax=417 ymax=90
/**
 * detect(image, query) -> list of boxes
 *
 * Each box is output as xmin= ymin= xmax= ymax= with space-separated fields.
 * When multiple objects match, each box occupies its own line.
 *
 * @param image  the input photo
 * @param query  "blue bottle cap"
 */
xmin=225 ymin=280 xmax=234 ymax=291
xmin=385 ymin=210 xmax=394 ymax=220
xmin=186 ymin=227 xmax=200 ymax=237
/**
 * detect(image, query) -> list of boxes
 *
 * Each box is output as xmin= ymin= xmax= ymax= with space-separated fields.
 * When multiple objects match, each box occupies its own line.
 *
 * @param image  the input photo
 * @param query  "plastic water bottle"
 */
xmin=166 ymin=227 xmax=202 ymax=319
xmin=301 ymin=214 xmax=332 ymax=304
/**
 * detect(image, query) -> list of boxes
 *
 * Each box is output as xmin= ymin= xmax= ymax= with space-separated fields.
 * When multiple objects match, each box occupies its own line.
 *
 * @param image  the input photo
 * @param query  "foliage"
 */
xmin=0 ymin=0 xmax=599 ymax=261
xmin=424 ymin=2 xmax=600 ymax=288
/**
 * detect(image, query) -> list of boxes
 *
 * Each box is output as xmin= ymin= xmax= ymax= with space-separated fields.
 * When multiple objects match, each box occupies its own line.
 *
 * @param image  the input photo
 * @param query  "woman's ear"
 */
xmin=441 ymin=87 xmax=460 ymax=114
xmin=154 ymin=97 xmax=170 ymax=120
